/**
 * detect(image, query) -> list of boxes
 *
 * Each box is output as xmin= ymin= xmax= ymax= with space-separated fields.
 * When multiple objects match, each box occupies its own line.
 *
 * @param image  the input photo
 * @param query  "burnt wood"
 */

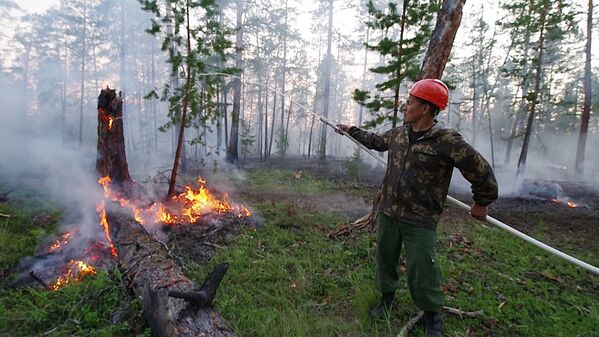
xmin=108 ymin=210 xmax=236 ymax=337
xmin=96 ymin=87 xmax=131 ymax=184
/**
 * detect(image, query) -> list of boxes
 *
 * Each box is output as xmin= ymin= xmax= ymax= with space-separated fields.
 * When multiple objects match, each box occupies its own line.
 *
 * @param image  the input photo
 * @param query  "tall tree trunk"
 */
xmin=280 ymin=0 xmax=289 ymax=158
xmin=319 ymin=0 xmax=334 ymax=161
xmin=167 ymin=1 xmax=193 ymax=198
xmin=392 ymin=0 xmax=409 ymax=128
xmin=471 ymin=56 xmax=477 ymax=147
xmin=224 ymin=86 xmax=229 ymax=148
xmin=517 ymin=1 xmax=549 ymax=176
xmin=268 ymin=83 xmax=277 ymax=157
xmin=78 ymin=0 xmax=87 ymax=147
xmin=308 ymin=99 xmax=317 ymax=159
xmin=165 ymin=1 xmax=186 ymax=170
xmin=119 ymin=1 xmax=127 ymax=123
xmin=61 ymin=47 xmax=68 ymax=146
xmin=151 ymin=36 xmax=158 ymax=151
xmin=257 ymin=82 xmax=263 ymax=160
xmin=92 ymin=34 xmax=99 ymax=96
xmin=217 ymin=83 xmax=223 ymax=150
xmin=226 ymin=0 xmax=244 ymax=163
xmin=575 ymin=0 xmax=593 ymax=174
xmin=505 ymin=6 xmax=532 ymax=165
xmin=358 ymin=16 xmax=370 ymax=126
xmin=263 ymin=78 xmax=269 ymax=160
xmin=418 ymin=0 xmax=465 ymax=80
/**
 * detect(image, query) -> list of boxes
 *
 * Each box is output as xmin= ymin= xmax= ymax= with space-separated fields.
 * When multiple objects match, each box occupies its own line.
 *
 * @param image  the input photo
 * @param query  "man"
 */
xmin=336 ymin=79 xmax=498 ymax=337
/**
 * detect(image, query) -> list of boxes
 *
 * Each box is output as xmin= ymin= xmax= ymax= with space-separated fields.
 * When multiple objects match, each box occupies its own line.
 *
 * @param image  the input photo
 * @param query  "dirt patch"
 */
xmin=243 ymin=158 xmax=599 ymax=256
xmin=442 ymin=189 xmax=599 ymax=257
xmin=237 ymin=189 xmax=373 ymax=220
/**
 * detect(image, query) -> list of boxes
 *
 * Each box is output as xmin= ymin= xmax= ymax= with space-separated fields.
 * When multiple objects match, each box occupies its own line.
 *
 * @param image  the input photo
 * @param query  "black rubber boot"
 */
xmin=369 ymin=293 xmax=396 ymax=319
xmin=416 ymin=311 xmax=443 ymax=337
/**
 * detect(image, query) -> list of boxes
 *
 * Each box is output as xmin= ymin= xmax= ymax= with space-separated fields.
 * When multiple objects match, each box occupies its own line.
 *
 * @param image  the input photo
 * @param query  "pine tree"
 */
xmin=141 ymin=0 xmax=232 ymax=197
xmin=353 ymin=0 xmax=438 ymax=129
xmin=499 ymin=0 xmax=577 ymax=168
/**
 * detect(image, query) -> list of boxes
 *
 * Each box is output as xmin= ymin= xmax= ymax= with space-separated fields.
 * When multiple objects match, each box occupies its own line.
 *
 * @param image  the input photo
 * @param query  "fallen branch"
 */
xmin=442 ymin=306 xmax=484 ymax=318
xmin=328 ymin=192 xmax=380 ymax=237
xmin=29 ymin=270 xmax=49 ymax=289
xmin=397 ymin=307 xmax=483 ymax=337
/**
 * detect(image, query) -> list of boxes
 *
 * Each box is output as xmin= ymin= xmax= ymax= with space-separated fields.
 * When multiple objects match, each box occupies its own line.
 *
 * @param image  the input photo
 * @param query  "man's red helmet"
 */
xmin=408 ymin=79 xmax=449 ymax=110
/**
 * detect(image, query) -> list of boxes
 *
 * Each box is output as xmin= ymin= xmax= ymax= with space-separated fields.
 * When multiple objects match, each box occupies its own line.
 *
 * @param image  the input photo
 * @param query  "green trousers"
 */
xmin=376 ymin=213 xmax=443 ymax=313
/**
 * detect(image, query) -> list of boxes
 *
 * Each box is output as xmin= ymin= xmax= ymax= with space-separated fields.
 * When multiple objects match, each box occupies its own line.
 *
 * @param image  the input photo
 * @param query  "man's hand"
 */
xmin=335 ymin=124 xmax=350 ymax=135
xmin=469 ymin=203 xmax=488 ymax=221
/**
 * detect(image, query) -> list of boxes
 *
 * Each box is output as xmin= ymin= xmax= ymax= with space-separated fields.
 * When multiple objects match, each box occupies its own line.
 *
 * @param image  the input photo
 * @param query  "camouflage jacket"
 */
xmin=349 ymin=123 xmax=498 ymax=229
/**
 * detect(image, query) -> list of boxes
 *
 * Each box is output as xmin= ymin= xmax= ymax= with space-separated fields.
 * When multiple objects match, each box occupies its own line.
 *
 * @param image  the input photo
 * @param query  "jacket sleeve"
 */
xmin=447 ymin=132 xmax=498 ymax=206
xmin=348 ymin=126 xmax=392 ymax=152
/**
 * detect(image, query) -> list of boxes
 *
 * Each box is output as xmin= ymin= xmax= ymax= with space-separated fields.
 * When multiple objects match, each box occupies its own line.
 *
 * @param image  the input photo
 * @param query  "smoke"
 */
xmin=0 ymin=72 xmax=106 ymax=242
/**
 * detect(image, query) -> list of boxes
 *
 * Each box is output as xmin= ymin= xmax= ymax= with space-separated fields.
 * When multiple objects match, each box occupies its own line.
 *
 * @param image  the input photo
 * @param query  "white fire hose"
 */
xmin=196 ymin=72 xmax=599 ymax=276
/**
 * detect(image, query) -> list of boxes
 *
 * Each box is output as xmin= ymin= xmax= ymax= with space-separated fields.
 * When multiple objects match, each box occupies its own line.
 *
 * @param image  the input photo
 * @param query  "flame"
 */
xmin=50 ymin=260 xmax=97 ymax=291
xmin=108 ymin=117 xmax=114 ymax=130
xmin=98 ymin=176 xmax=111 ymax=196
xmin=97 ymin=202 xmax=118 ymax=257
xmin=48 ymin=175 xmax=249 ymax=291
xmin=48 ymin=230 xmax=75 ymax=252
xmin=550 ymin=197 xmax=578 ymax=209
xmin=100 ymin=177 xmax=250 ymax=226
xmin=149 ymin=178 xmax=251 ymax=225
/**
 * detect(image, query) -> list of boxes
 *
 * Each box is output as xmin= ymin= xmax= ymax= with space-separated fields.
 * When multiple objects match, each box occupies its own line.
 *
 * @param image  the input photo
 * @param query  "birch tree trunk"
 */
xmin=318 ymin=0 xmax=334 ymax=161
xmin=78 ymin=0 xmax=87 ymax=147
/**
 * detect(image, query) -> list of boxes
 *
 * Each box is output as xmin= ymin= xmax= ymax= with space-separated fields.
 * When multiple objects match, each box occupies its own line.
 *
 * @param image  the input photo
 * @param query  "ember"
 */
xmin=48 ymin=230 xmax=76 ymax=252
xmin=97 ymin=201 xmax=118 ymax=257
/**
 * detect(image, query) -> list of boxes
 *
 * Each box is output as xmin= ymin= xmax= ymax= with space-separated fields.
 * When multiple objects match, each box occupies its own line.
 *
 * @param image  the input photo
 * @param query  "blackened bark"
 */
xmin=96 ymin=87 xmax=131 ymax=184
xmin=108 ymin=213 xmax=236 ymax=337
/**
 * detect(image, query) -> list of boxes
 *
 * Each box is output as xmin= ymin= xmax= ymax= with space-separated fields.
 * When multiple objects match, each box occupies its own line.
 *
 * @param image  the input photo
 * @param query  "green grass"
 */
xmin=0 ymin=199 xmax=60 ymax=272
xmin=187 ymin=169 xmax=599 ymax=337
xmin=0 ymin=196 xmax=149 ymax=337
xmin=244 ymin=169 xmax=338 ymax=193
xmin=1 ymin=170 xmax=598 ymax=337
xmin=0 ymin=270 xmax=148 ymax=337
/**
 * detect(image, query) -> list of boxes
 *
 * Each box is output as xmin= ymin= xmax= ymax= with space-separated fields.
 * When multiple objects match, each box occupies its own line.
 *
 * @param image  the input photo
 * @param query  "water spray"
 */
xmin=195 ymin=72 xmax=599 ymax=276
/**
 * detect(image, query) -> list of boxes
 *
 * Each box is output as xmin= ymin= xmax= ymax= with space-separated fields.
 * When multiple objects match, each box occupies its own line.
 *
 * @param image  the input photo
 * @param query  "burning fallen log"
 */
xmin=9 ymin=86 xmax=250 ymax=336
xmin=107 ymin=209 xmax=237 ymax=337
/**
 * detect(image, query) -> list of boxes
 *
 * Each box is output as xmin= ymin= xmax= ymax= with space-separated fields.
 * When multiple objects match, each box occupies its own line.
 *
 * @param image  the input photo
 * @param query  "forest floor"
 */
xmin=0 ymin=158 xmax=598 ymax=337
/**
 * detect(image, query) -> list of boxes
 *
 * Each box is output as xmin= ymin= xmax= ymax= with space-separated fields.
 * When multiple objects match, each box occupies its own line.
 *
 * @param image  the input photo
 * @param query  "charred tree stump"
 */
xmin=108 ymin=211 xmax=236 ymax=337
xmin=97 ymin=87 xmax=131 ymax=184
